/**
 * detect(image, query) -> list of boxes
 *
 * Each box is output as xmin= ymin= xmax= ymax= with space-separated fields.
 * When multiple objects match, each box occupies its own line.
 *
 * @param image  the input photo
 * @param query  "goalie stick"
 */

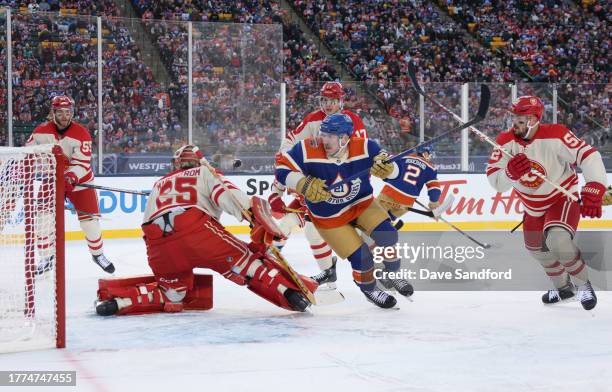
xmin=79 ymin=183 xmax=150 ymax=196
xmin=329 ymin=83 xmax=490 ymax=192
xmin=199 ymin=161 xmax=318 ymax=306
xmin=408 ymin=62 xmax=579 ymax=203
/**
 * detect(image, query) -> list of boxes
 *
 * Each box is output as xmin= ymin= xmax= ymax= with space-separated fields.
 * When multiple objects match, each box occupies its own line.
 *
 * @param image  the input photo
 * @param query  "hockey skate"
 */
xmin=35 ymin=256 xmax=55 ymax=276
xmin=576 ymin=281 xmax=597 ymax=310
xmin=542 ymin=283 xmax=575 ymax=305
xmin=378 ymin=271 xmax=414 ymax=297
xmin=310 ymin=256 xmax=337 ymax=290
xmin=93 ymin=254 xmax=115 ymax=274
xmin=284 ymin=289 xmax=311 ymax=312
xmin=361 ymin=288 xmax=397 ymax=309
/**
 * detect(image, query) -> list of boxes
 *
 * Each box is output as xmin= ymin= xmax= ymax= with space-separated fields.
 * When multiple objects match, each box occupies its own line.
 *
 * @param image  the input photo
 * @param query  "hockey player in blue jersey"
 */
xmin=377 ymin=145 xmax=442 ymax=218
xmin=365 ymin=145 xmax=441 ymax=295
xmin=275 ymin=113 xmax=412 ymax=308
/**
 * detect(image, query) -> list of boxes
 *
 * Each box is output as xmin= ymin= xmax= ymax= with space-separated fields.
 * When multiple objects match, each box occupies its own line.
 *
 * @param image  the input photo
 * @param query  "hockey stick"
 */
xmin=79 ymin=183 xmax=150 ymax=196
xmin=510 ymin=219 xmax=524 ymax=233
xmin=329 ymin=83 xmax=490 ymax=192
xmin=408 ymin=62 xmax=579 ymax=203
xmin=64 ymin=205 xmax=109 ymax=221
xmin=200 ymin=161 xmax=317 ymax=306
xmin=413 ymin=200 xmax=491 ymax=249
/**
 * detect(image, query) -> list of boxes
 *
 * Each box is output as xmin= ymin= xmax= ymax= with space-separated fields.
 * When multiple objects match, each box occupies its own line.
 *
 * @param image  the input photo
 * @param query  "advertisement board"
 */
xmin=64 ymin=174 xmax=612 ymax=239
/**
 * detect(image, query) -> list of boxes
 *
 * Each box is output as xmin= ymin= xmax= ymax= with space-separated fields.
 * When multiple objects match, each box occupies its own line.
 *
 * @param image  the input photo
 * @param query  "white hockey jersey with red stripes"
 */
xmin=280 ymin=108 xmax=367 ymax=152
xmin=486 ymin=124 xmax=607 ymax=216
xmin=143 ymin=165 xmax=249 ymax=223
xmin=26 ymin=121 xmax=95 ymax=185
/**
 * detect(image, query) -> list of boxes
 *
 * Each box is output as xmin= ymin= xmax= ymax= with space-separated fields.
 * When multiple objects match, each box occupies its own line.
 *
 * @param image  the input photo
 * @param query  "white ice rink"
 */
xmin=2 ymin=234 xmax=612 ymax=392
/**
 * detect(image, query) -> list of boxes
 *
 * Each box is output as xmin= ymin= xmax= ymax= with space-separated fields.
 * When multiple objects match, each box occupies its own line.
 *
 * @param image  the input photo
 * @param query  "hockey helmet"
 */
xmin=51 ymin=95 xmax=75 ymax=111
xmin=416 ymin=144 xmax=434 ymax=157
xmin=511 ymin=96 xmax=544 ymax=121
xmin=173 ymin=144 xmax=204 ymax=170
xmin=320 ymin=82 xmax=345 ymax=99
xmin=320 ymin=113 xmax=353 ymax=138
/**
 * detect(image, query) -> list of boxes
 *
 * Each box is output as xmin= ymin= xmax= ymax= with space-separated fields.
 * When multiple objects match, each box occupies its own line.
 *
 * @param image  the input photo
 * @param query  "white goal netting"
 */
xmin=0 ymin=145 xmax=64 ymax=352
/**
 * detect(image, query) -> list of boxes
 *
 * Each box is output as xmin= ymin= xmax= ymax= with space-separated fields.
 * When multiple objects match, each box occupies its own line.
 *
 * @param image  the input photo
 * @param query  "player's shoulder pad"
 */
xmin=403 ymin=155 xmax=435 ymax=171
xmin=495 ymin=129 xmax=515 ymax=146
xmin=365 ymin=138 xmax=380 ymax=154
xmin=299 ymin=138 xmax=328 ymax=162
xmin=304 ymin=110 xmax=326 ymax=122
xmin=342 ymin=109 xmax=365 ymax=125
xmin=67 ymin=122 xmax=93 ymax=141
xmin=534 ymin=123 xmax=571 ymax=140
xmin=33 ymin=121 xmax=55 ymax=134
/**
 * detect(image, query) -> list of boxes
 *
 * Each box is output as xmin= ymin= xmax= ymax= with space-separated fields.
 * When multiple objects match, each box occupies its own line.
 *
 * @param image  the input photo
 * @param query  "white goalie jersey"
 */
xmin=143 ymin=165 xmax=249 ymax=223
xmin=486 ymin=124 xmax=607 ymax=216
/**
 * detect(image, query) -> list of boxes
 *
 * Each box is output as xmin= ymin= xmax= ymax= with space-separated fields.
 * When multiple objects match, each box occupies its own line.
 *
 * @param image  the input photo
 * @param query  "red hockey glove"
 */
xmin=505 ymin=153 xmax=531 ymax=181
xmin=268 ymin=192 xmax=287 ymax=215
xmin=64 ymin=172 xmax=79 ymax=194
xmin=580 ymin=182 xmax=606 ymax=218
xmin=249 ymin=219 xmax=276 ymax=247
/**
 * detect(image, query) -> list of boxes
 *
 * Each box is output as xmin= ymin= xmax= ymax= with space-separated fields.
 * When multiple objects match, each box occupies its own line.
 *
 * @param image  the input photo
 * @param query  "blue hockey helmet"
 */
xmin=416 ymin=144 xmax=434 ymax=156
xmin=320 ymin=113 xmax=353 ymax=138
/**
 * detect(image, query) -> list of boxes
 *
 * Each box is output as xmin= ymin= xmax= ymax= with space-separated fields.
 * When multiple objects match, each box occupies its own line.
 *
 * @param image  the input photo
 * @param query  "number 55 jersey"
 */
xmin=486 ymin=124 xmax=607 ymax=217
xmin=143 ymin=165 xmax=249 ymax=224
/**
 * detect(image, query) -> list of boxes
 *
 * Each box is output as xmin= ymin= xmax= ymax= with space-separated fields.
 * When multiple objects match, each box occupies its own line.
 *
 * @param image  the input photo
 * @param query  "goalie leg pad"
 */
xmin=241 ymin=253 xmax=317 ymax=311
xmin=97 ymin=277 xmax=167 ymax=315
xmin=97 ymin=273 xmax=213 ymax=315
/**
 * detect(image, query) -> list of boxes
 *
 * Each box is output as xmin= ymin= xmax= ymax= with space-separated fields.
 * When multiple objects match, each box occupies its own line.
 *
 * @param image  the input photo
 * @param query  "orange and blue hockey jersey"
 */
xmin=275 ymin=137 xmax=381 ymax=229
xmin=381 ymin=155 xmax=441 ymax=206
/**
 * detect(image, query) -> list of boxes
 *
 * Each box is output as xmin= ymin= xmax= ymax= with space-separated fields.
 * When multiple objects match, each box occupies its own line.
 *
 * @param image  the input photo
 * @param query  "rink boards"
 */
xmin=64 ymin=173 xmax=612 ymax=240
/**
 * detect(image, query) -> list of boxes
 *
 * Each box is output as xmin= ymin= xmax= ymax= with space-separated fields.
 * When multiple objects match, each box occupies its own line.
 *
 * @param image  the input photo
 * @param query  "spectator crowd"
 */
xmin=0 ymin=0 xmax=609 ymax=167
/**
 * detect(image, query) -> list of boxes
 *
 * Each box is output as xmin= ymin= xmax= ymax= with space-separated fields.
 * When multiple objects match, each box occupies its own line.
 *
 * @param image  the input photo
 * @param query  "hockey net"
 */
xmin=0 ymin=145 xmax=65 ymax=352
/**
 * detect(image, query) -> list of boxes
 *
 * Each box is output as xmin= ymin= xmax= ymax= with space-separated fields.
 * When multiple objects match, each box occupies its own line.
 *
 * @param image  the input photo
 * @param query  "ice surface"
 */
xmin=1 ymin=234 xmax=611 ymax=392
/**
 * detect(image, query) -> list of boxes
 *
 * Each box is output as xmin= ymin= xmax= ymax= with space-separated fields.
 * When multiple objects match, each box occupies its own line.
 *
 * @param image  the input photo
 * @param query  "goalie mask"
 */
xmin=50 ymin=95 xmax=75 ymax=130
xmin=172 ymin=145 xmax=204 ymax=170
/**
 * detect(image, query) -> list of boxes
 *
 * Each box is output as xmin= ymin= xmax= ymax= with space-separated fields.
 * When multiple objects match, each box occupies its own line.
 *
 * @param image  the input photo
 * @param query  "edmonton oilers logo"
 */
xmin=519 ymin=160 xmax=546 ymax=189
xmin=329 ymin=174 xmax=361 ymax=204
xmin=330 ymin=174 xmax=350 ymax=197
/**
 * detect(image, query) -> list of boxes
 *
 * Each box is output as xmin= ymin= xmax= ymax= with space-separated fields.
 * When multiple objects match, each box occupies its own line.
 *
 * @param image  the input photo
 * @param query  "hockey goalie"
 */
xmin=95 ymin=145 xmax=318 ymax=316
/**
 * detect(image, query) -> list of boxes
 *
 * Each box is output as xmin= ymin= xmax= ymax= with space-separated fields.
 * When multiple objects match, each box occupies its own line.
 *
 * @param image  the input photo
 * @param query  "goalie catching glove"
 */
xmin=297 ymin=176 xmax=331 ymax=203
xmin=248 ymin=196 xmax=287 ymax=247
xmin=370 ymin=152 xmax=394 ymax=179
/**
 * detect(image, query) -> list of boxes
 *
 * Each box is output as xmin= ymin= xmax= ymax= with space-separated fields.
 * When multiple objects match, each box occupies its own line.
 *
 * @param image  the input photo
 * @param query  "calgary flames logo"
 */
xmin=518 ymin=160 xmax=546 ymax=189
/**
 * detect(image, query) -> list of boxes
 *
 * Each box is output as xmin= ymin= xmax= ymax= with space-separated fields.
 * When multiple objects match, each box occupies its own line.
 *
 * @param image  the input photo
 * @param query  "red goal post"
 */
xmin=0 ymin=144 xmax=65 ymax=352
